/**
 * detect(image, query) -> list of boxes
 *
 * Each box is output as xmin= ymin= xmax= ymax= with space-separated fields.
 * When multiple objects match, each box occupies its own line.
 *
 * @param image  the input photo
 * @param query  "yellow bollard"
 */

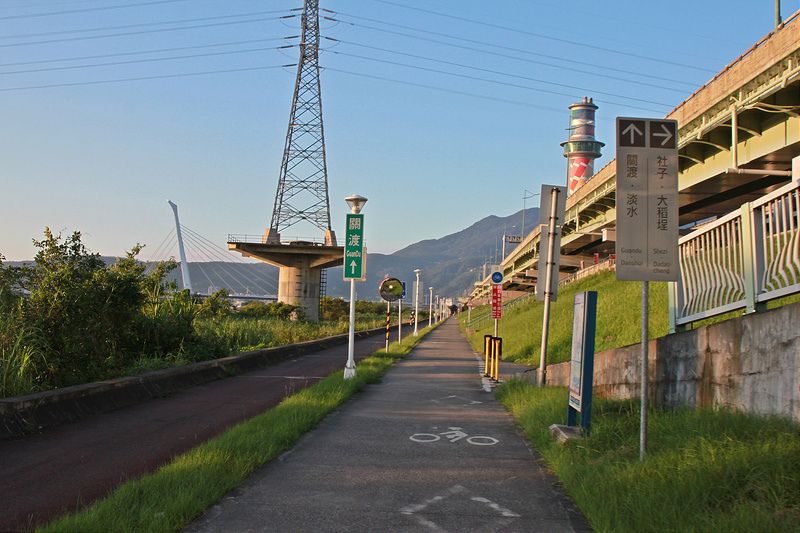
xmin=492 ymin=337 xmax=502 ymax=381
xmin=483 ymin=335 xmax=492 ymax=377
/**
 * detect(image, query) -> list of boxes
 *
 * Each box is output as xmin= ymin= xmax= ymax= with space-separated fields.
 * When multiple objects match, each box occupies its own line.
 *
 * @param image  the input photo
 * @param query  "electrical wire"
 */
xmin=352 ymin=1 xmax=716 ymax=74
xmin=327 ymin=50 xmax=670 ymax=112
xmin=0 ymin=42 xmax=295 ymax=76
xmin=0 ymin=14 xmax=295 ymax=49
xmin=327 ymin=37 xmax=690 ymax=95
xmin=328 ymin=14 xmax=700 ymax=90
xmin=0 ymin=0 xmax=189 ymax=21
xmin=0 ymin=10 xmax=295 ymax=41
xmin=0 ymin=38 xmax=296 ymax=69
xmin=0 ymin=63 xmax=296 ymax=92
xmin=324 ymin=66 xmax=610 ymax=116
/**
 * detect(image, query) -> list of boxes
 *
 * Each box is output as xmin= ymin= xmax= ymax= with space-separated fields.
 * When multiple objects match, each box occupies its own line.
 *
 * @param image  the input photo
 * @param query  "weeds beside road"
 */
xmin=498 ymin=380 xmax=800 ymax=533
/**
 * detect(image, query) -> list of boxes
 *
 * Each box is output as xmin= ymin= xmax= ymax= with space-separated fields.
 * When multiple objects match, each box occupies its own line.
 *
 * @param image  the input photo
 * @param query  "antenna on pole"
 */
xmin=266 ymin=0 xmax=335 ymax=246
xmin=167 ymin=199 xmax=193 ymax=292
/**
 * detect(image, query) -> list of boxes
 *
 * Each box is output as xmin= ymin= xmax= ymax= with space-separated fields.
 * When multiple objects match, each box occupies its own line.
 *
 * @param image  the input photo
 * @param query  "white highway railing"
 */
xmin=670 ymin=179 xmax=800 ymax=331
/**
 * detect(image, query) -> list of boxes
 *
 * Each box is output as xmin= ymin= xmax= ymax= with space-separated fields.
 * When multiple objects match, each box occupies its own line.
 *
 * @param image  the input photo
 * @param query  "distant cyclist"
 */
xmin=409 ymin=310 xmax=416 ymax=327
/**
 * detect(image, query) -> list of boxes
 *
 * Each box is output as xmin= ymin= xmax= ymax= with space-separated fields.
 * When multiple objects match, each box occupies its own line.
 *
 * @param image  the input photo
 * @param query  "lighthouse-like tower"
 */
xmin=561 ymin=97 xmax=604 ymax=196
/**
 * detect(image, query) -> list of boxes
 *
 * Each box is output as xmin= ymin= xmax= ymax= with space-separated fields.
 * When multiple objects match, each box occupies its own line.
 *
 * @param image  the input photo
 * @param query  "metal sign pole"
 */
xmin=615 ymin=117 xmax=678 ymax=460
xmin=345 ymin=279 xmax=357 ymax=379
xmin=538 ymin=187 xmax=559 ymax=387
xmin=640 ymin=281 xmax=649 ymax=460
xmin=398 ymin=297 xmax=402 ymax=345
xmin=386 ymin=300 xmax=391 ymax=353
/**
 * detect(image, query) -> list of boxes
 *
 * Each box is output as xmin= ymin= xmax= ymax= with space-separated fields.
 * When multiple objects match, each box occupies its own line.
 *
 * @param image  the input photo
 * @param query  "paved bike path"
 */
xmin=186 ymin=320 xmax=592 ymax=533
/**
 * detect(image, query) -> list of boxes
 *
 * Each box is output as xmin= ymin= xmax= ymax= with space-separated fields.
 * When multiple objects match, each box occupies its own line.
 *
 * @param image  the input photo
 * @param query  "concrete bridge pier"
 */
xmin=228 ymin=237 xmax=343 ymax=322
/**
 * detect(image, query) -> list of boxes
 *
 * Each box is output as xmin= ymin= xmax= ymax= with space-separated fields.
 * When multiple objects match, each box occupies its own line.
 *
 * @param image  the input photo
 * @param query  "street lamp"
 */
xmin=413 ymin=269 xmax=421 ymax=336
xmin=344 ymin=194 xmax=367 ymax=380
xmin=345 ymin=194 xmax=368 ymax=214
xmin=522 ymin=189 xmax=540 ymax=238
xmin=428 ymin=287 xmax=433 ymax=327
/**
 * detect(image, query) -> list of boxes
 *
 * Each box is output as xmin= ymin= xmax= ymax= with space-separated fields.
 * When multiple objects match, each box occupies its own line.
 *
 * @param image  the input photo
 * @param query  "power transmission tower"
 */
xmin=265 ymin=0 xmax=335 ymax=246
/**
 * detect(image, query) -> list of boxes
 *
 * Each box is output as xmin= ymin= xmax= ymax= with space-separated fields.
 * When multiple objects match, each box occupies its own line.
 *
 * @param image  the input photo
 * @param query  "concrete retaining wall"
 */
xmin=537 ymin=302 xmax=800 ymax=422
xmin=0 ymin=326 xmax=393 ymax=441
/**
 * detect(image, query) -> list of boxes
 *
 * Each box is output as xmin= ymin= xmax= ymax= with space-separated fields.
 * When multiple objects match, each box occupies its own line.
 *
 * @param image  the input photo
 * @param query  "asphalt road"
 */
xmin=0 ymin=328 xmax=410 ymax=533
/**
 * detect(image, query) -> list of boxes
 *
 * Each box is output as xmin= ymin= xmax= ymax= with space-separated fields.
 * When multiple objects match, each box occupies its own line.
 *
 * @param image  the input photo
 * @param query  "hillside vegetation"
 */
xmin=463 ymin=270 xmax=669 ymax=367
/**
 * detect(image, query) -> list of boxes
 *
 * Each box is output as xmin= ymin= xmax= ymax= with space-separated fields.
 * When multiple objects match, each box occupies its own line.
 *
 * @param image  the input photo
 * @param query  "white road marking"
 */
xmin=399 ymin=485 xmax=521 ymax=530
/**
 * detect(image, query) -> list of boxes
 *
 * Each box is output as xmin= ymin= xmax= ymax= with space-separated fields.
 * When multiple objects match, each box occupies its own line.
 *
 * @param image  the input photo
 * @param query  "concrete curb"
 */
xmin=0 ymin=326 xmax=395 ymax=441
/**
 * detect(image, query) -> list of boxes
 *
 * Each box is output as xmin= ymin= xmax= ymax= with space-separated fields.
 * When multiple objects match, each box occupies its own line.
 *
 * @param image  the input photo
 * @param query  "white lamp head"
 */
xmin=345 ymin=194 xmax=368 ymax=214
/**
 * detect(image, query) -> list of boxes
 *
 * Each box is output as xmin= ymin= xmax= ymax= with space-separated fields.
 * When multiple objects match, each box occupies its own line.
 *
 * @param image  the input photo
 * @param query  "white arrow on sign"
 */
xmin=622 ymin=122 xmax=643 ymax=144
xmin=349 ymin=260 xmax=358 ymax=273
xmin=653 ymin=123 xmax=673 ymax=146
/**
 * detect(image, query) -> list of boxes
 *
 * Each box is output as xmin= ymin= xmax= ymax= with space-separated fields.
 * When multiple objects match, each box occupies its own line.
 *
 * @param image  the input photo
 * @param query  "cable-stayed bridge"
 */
xmin=145 ymin=206 xmax=278 ymax=302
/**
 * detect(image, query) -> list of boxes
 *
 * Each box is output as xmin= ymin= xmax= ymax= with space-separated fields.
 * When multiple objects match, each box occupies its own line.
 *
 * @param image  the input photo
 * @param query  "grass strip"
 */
xmin=39 ymin=324 xmax=439 ymax=533
xmin=496 ymin=379 xmax=800 ymax=533
xmin=462 ymin=271 xmax=670 ymax=367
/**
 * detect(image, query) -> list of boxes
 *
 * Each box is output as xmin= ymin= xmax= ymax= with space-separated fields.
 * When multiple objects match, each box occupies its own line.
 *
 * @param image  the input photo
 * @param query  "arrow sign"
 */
xmin=615 ymin=117 xmax=679 ymax=282
xmin=650 ymin=121 xmax=676 ymax=149
xmin=343 ymin=214 xmax=365 ymax=280
xmin=618 ymin=119 xmax=646 ymax=147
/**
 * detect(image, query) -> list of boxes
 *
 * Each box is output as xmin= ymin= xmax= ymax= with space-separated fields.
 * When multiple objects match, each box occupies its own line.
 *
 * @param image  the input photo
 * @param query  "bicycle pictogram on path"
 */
xmin=409 ymin=427 xmax=499 ymax=446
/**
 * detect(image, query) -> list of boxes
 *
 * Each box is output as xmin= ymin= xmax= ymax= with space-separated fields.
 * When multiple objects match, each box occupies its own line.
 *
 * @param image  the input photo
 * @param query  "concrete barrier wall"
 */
xmin=542 ymin=302 xmax=800 ymax=422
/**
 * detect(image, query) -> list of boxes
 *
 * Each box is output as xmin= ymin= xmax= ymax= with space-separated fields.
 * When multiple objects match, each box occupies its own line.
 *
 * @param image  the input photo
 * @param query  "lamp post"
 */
xmin=522 ymin=189 xmax=539 ymax=238
xmin=344 ymin=194 xmax=367 ymax=380
xmin=413 ymin=269 xmax=421 ymax=336
xmin=428 ymin=287 xmax=433 ymax=327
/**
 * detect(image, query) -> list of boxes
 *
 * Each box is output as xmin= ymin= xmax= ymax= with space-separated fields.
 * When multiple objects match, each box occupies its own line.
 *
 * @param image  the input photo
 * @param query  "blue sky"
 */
xmin=0 ymin=0 xmax=793 ymax=261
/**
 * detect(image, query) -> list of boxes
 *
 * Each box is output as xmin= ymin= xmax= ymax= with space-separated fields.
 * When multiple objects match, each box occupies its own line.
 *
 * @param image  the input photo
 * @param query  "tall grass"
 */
xmin=193 ymin=314 xmax=385 ymax=354
xmin=0 ymin=311 xmax=388 ymax=397
xmin=0 ymin=317 xmax=49 ymax=398
xmin=496 ymin=380 xmax=800 ymax=533
xmin=40 ymin=325 xmax=437 ymax=533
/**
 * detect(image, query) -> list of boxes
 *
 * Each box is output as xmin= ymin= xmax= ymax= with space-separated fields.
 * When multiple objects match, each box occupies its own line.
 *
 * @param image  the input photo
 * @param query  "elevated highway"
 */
xmin=472 ymin=12 xmax=800 ymax=303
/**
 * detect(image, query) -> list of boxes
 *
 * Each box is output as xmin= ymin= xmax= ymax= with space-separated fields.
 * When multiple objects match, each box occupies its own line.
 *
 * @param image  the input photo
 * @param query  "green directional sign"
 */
xmin=343 ymin=214 xmax=365 ymax=280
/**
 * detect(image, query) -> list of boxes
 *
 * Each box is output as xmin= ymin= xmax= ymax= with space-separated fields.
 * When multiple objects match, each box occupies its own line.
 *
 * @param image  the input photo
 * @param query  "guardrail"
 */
xmin=227 ymin=234 xmax=327 ymax=245
xmin=670 ymin=179 xmax=800 ymax=331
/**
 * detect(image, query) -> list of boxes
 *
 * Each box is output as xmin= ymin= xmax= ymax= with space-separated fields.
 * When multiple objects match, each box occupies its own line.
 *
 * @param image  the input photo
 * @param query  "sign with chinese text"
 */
xmin=615 ymin=117 xmax=679 ymax=281
xmin=567 ymin=291 xmax=597 ymax=435
xmin=491 ymin=284 xmax=502 ymax=319
xmin=343 ymin=214 xmax=365 ymax=280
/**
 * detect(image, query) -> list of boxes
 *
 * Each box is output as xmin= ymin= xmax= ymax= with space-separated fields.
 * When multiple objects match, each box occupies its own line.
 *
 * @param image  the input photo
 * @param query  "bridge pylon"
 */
xmin=229 ymin=0 xmax=342 ymax=322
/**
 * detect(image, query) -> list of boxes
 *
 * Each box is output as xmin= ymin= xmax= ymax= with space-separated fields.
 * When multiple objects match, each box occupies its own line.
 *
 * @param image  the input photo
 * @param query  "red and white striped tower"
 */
xmin=561 ymin=97 xmax=604 ymax=197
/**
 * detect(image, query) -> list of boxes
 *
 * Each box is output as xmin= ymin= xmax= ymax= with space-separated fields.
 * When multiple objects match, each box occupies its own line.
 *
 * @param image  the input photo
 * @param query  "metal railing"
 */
xmin=670 ymin=179 xmax=800 ymax=331
xmin=227 ymin=234 xmax=326 ymax=245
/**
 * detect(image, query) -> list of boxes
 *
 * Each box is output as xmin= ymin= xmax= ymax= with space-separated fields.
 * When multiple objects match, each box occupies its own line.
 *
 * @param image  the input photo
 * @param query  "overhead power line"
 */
xmin=0 ymin=9 xmax=295 ymax=41
xmin=0 ymin=0 xmax=189 ymax=21
xmin=327 ymin=49 xmax=670 ymax=111
xmin=0 ymin=41 xmax=295 ymax=76
xmin=0 ymin=63 xmax=295 ymax=92
xmin=328 ymin=14 xmax=699 ymax=90
xmin=0 ymin=38 xmax=297 ymax=69
xmin=0 ymin=14 xmax=296 ymax=49
xmin=325 ymin=67 xmax=658 ymax=117
xmin=327 ymin=37 xmax=689 ymax=95
xmin=355 ymin=0 xmax=716 ymax=74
